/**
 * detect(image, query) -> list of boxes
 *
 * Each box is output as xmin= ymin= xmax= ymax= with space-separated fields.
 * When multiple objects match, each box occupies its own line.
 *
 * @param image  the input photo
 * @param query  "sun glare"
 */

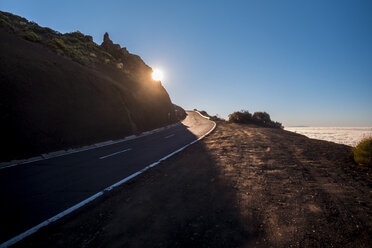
xmin=152 ymin=68 xmax=164 ymax=81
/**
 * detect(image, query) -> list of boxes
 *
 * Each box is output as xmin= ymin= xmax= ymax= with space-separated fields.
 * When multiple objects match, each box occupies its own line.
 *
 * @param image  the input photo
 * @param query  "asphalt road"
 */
xmin=0 ymin=111 xmax=215 ymax=244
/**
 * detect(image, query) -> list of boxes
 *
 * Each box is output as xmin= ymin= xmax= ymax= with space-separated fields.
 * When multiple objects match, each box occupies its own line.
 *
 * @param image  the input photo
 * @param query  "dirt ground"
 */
xmin=15 ymin=122 xmax=372 ymax=247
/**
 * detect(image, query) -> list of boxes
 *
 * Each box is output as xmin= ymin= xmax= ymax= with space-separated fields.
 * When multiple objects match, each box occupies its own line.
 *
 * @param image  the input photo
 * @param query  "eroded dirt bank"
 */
xmin=15 ymin=122 xmax=372 ymax=247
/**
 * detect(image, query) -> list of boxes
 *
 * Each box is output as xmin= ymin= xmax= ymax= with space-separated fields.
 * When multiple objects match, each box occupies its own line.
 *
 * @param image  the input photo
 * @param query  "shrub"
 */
xmin=0 ymin=18 xmax=15 ymax=31
xmin=272 ymin=121 xmax=283 ymax=129
xmin=0 ymin=11 xmax=115 ymax=65
xmin=210 ymin=115 xmax=223 ymax=121
xmin=47 ymin=38 xmax=68 ymax=55
xmin=21 ymin=31 xmax=41 ymax=42
xmin=64 ymin=36 xmax=80 ymax=43
xmin=47 ymin=38 xmax=92 ymax=62
xmin=228 ymin=110 xmax=252 ymax=123
xmin=353 ymin=137 xmax=372 ymax=166
xmin=228 ymin=110 xmax=283 ymax=128
xmin=64 ymin=31 xmax=92 ymax=43
xmin=252 ymin=112 xmax=271 ymax=123
xmin=199 ymin=110 xmax=210 ymax=118
xmin=33 ymin=25 xmax=56 ymax=35
xmin=48 ymin=38 xmax=67 ymax=51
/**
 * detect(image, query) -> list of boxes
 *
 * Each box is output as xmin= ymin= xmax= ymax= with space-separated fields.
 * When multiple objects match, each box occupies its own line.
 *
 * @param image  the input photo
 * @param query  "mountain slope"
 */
xmin=0 ymin=11 xmax=180 ymax=161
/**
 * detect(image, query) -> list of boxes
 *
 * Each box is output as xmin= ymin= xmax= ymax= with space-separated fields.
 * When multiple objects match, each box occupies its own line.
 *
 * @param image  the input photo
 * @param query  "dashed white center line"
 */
xmin=99 ymin=148 xmax=132 ymax=159
xmin=164 ymin=134 xmax=175 ymax=139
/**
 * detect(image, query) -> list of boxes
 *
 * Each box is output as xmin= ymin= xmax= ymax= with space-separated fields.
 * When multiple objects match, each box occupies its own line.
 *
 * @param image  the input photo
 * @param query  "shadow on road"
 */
xmin=14 ymin=125 xmax=259 ymax=247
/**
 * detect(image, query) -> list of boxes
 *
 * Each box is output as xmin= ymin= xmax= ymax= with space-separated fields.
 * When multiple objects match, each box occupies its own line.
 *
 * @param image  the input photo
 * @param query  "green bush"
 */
xmin=0 ymin=18 xmax=15 ymax=31
xmin=47 ymin=38 xmax=88 ymax=62
xmin=47 ymin=38 xmax=67 ymax=55
xmin=21 ymin=31 xmax=41 ymax=42
xmin=228 ymin=110 xmax=282 ymax=128
xmin=199 ymin=110 xmax=211 ymax=118
xmin=252 ymin=112 xmax=271 ymax=123
xmin=0 ymin=11 xmax=116 ymax=65
xmin=353 ymin=137 xmax=372 ymax=166
xmin=32 ymin=25 xmax=56 ymax=35
xmin=228 ymin=110 xmax=253 ymax=123
xmin=48 ymin=38 xmax=66 ymax=50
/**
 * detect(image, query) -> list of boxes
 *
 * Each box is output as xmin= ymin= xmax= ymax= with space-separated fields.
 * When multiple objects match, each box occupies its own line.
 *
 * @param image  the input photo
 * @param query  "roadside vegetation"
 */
xmin=353 ymin=137 xmax=372 ymax=166
xmin=193 ymin=109 xmax=282 ymax=128
xmin=16 ymin=121 xmax=372 ymax=247
xmin=228 ymin=110 xmax=283 ymax=128
xmin=0 ymin=11 xmax=114 ymax=65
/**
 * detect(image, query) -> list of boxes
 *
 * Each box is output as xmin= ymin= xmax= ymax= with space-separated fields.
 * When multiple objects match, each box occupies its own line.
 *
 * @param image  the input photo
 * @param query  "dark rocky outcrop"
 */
xmin=0 ymin=11 xmax=184 ymax=161
xmin=100 ymin=32 xmax=152 ymax=82
xmin=101 ymin=32 xmax=128 ymax=58
xmin=173 ymin=104 xmax=187 ymax=121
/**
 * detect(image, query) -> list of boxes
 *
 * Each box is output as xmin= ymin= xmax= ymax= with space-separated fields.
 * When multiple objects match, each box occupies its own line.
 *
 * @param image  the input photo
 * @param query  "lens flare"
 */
xmin=152 ymin=68 xmax=164 ymax=81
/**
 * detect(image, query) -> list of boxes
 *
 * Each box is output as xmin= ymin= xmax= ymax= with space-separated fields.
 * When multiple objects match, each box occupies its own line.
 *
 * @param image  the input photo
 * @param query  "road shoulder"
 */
xmin=14 ymin=122 xmax=372 ymax=247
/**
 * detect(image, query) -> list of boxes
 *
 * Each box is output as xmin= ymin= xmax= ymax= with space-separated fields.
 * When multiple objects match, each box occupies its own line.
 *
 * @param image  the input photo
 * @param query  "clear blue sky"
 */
xmin=1 ymin=0 xmax=371 ymax=126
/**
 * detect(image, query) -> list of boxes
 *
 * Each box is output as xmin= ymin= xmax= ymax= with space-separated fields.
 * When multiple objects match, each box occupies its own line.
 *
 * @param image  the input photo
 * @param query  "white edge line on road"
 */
xmin=0 ymin=122 xmax=182 ymax=170
xmin=99 ymin=148 xmax=131 ymax=160
xmin=195 ymin=110 xmax=210 ymax=120
xmin=0 ymin=112 xmax=216 ymax=248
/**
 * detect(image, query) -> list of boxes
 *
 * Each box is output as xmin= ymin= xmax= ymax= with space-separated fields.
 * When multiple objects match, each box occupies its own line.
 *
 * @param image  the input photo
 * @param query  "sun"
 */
xmin=152 ymin=68 xmax=164 ymax=81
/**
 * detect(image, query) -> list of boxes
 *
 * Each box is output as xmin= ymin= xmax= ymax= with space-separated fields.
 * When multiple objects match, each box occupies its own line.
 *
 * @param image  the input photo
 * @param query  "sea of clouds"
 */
xmin=284 ymin=127 xmax=372 ymax=146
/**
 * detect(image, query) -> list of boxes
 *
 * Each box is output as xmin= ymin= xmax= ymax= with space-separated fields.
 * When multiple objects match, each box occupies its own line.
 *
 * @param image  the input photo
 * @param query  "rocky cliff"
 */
xmin=0 ymin=11 xmax=181 ymax=161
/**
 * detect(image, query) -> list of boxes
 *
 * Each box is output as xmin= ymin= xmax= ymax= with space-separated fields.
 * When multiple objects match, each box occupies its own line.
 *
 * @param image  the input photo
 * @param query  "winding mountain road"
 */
xmin=0 ymin=111 xmax=215 ymax=245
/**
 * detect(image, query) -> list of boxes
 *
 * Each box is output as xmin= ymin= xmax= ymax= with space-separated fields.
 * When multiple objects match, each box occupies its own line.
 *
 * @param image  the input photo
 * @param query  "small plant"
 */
xmin=21 ymin=31 xmax=41 ymax=42
xmin=228 ymin=110 xmax=283 ymax=128
xmin=48 ymin=38 xmax=67 ymax=51
xmin=0 ymin=12 xmax=15 ymax=31
xmin=353 ymin=137 xmax=372 ymax=166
